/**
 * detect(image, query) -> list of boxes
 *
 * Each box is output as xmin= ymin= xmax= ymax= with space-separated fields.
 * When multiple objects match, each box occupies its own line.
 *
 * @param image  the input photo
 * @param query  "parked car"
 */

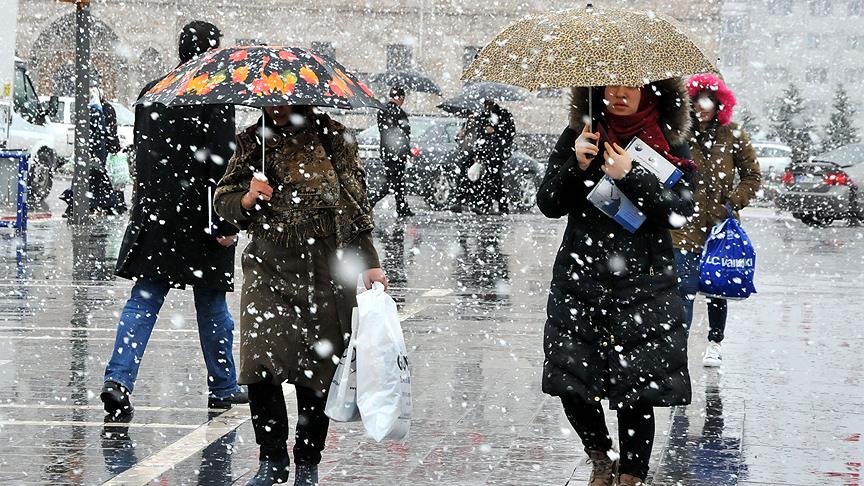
xmin=775 ymin=143 xmax=864 ymax=227
xmin=751 ymin=141 xmax=793 ymax=200
xmin=42 ymin=96 xmax=135 ymax=160
xmin=356 ymin=115 xmax=543 ymax=212
xmin=4 ymin=59 xmax=60 ymax=205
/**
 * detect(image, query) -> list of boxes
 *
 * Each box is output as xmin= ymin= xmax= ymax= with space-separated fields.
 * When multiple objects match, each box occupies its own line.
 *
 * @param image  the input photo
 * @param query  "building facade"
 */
xmin=17 ymin=0 xmax=721 ymax=133
xmin=719 ymin=0 xmax=864 ymax=136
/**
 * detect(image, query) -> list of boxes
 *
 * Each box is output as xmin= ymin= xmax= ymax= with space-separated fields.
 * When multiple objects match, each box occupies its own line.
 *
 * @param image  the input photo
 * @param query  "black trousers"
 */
xmin=476 ymin=161 xmax=507 ymax=213
xmin=561 ymin=396 xmax=655 ymax=479
xmin=370 ymin=159 xmax=410 ymax=214
xmin=248 ymin=376 xmax=330 ymax=465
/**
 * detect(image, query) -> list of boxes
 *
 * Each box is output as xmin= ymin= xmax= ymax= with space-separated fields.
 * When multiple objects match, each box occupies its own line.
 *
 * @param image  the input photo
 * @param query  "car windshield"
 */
xmin=753 ymin=145 xmax=791 ymax=158
xmin=357 ymin=117 xmax=461 ymax=146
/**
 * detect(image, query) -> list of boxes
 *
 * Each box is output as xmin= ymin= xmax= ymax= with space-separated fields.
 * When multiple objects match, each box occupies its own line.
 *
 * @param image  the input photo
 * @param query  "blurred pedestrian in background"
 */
xmin=473 ymin=99 xmax=515 ymax=214
xmin=370 ymin=86 xmax=414 ymax=217
xmin=60 ymin=84 xmax=117 ymax=216
xmin=672 ymin=73 xmax=761 ymax=368
xmin=450 ymin=111 xmax=482 ymax=212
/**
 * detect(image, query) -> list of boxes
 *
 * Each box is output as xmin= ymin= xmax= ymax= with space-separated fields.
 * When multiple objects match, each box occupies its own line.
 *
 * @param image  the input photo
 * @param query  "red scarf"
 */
xmin=601 ymin=92 xmax=696 ymax=172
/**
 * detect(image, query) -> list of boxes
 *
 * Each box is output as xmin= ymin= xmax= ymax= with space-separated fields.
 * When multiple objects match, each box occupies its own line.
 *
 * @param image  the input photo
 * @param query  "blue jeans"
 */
xmin=674 ymin=249 xmax=728 ymax=343
xmin=104 ymin=277 xmax=240 ymax=398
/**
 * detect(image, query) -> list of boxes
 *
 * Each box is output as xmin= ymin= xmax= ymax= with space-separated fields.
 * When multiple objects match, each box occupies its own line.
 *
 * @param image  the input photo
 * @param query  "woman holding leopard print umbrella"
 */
xmin=464 ymin=5 xmax=714 ymax=485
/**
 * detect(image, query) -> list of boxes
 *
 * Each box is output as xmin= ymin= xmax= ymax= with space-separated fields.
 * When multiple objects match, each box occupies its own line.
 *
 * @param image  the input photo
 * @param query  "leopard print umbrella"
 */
xmin=462 ymin=4 xmax=717 ymax=89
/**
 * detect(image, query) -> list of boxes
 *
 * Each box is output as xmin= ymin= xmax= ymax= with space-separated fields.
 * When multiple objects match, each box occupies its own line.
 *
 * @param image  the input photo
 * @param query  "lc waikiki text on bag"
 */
xmin=698 ymin=205 xmax=757 ymax=300
xmin=334 ymin=282 xmax=412 ymax=442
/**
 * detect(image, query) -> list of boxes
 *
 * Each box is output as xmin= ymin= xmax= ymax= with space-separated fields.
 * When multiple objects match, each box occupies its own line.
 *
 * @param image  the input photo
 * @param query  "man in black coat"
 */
xmin=370 ymin=87 xmax=414 ymax=217
xmin=100 ymin=20 xmax=246 ymax=417
xmin=474 ymin=100 xmax=515 ymax=214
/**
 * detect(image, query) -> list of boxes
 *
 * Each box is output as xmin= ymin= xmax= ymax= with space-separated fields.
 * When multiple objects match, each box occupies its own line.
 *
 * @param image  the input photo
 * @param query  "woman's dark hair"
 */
xmin=178 ymin=21 xmax=222 ymax=63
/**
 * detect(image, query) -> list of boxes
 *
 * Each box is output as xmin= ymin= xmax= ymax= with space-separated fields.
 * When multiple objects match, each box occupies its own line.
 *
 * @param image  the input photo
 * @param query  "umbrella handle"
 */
xmin=588 ymin=89 xmax=593 ymax=133
xmin=207 ymin=186 xmax=213 ymax=235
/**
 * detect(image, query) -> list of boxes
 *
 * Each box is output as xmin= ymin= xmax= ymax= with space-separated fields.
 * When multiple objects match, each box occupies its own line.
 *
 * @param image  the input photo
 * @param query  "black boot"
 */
xmin=294 ymin=463 xmax=318 ymax=486
xmin=246 ymin=455 xmax=291 ymax=486
xmin=101 ymin=381 xmax=134 ymax=419
xmin=208 ymin=386 xmax=249 ymax=409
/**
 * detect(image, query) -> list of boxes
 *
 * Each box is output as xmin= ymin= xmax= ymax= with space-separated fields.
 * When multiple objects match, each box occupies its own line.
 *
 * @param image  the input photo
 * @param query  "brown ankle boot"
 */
xmin=618 ymin=473 xmax=645 ymax=486
xmin=586 ymin=450 xmax=617 ymax=486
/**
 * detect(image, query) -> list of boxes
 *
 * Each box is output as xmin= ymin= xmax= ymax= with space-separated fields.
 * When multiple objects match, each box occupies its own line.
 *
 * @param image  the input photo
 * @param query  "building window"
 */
xmin=773 ymin=33 xmax=794 ymax=48
xmin=805 ymin=67 xmax=829 ymax=83
xmin=767 ymin=0 xmax=794 ymax=14
xmin=845 ymin=67 xmax=864 ymax=82
xmin=765 ymin=66 xmax=790 ymax=81
xmin=850 ymin=0 xmax=864 ymax=15
xmin=850 ymin=35 xmax=864 ymax=48
xmin=722 ymin=17 xmax=745 ymax=36
xmin=386 ymin=44 xmax=413 ymax=70
xmin=311 ymin=41 xmax=336 ymax=59
xmin=809 ymin=0 xmax=833 ymax=14
xmin=722 ymin=49 xmax=744 ymax=67
xmin=806 ymin=33 xmax=822 ymax=49
xmin=463 ymin=46 xmax=481 ymax=71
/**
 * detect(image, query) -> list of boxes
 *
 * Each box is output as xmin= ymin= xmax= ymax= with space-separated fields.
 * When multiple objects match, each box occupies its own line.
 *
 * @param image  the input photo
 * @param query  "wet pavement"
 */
xmin=0 ymin=185 xmax=862 ymax=485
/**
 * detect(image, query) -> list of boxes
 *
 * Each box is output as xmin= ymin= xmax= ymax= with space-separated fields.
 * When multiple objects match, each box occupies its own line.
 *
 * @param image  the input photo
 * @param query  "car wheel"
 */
xmin=508 ymin=174 xmax=538 ymax=213
xmin=798 ymin=213 xmax=834 ymax=227
xmin=424 ymin=169 xmax=455 ymax=210
xmin=27 ymin=147 xmax=56 ymax=205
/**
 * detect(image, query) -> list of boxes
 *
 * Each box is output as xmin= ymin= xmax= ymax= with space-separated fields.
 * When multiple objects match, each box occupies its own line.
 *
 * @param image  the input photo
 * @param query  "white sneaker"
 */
xmin=702 ymin=341 xmax=722 ymax=367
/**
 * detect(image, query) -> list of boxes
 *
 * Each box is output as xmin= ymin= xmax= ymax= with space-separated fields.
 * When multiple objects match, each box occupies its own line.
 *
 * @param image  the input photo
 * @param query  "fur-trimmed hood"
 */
xmin=568 ymin=78 xmax=692 ymax=147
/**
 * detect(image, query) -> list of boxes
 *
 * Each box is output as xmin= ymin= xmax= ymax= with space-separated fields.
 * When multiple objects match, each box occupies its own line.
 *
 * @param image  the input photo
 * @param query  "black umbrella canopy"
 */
xmin=438 ymin=82 xmax=529 ymax=117
xmin=462 ymin=81 xmax=529 ymax=102
xmin=437 ymin=93 xmax=484 ymax=117
xmin=369 ymin=68 xmax=443 ymax=96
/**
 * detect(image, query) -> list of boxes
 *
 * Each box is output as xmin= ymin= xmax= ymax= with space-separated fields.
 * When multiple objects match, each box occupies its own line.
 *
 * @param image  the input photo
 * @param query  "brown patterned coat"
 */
xmin=214 ymin=114 xmax=379 ymax=391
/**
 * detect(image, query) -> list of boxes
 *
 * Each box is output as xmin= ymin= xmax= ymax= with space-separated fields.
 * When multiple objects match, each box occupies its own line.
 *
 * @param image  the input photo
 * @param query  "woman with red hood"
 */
xmin=537 ymin=79 xmax=697 ymax=486
xmin=672 ymin=73 xmax=761 ymax=368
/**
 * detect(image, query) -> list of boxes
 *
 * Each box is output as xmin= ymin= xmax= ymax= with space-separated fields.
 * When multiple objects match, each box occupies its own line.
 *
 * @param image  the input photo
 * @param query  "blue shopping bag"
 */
xmin=698 ymin=206 xmax=757 ymax=300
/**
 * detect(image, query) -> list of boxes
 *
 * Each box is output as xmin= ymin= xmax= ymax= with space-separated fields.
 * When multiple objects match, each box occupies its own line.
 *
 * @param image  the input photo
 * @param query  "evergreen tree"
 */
xmin=823 ymin=85 xmax=860 ymax=152
xmin=768 ymin=83 xmax=814 ymax=164
xmin=736 ymin=106 xmax=760 ymax=137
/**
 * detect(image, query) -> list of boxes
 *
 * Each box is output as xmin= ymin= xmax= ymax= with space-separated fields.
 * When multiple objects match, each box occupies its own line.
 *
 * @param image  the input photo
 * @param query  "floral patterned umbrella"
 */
xmin=138 ymin=46 xmax=384 ymax=110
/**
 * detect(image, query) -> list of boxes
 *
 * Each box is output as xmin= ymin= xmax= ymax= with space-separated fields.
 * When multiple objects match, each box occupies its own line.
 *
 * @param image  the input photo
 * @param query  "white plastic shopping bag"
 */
xmin=467 ymin=161 xmax=485 ymax=182
xmin=355 ymin=282 xmax=412 ymax=442
xmin=325 ymin=308 xmax=361 ymax=422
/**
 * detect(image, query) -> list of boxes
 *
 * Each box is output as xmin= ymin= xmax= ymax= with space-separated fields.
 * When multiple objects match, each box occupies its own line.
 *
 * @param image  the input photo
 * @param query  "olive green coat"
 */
xmin=672 ymin=122 xmax=762 ymax=252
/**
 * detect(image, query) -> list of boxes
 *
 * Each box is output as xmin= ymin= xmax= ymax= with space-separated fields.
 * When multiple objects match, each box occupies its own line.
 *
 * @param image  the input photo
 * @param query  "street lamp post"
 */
xmin=60 ymin=0 xmax=92 ymax=224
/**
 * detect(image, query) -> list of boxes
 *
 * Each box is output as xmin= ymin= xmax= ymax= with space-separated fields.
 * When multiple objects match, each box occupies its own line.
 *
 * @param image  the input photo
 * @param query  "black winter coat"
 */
xmin=475 ymin=105 xmax=515 ymax=168
xmin=538 ymin=125 xmax=695 ymax=410
xmin=102 ymin=102 xmax=122 ymax=155
xmin=115 ymin=80 xmax=238 ymax=291
xmin=377 ymin=101 xmax=411 ymax=163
